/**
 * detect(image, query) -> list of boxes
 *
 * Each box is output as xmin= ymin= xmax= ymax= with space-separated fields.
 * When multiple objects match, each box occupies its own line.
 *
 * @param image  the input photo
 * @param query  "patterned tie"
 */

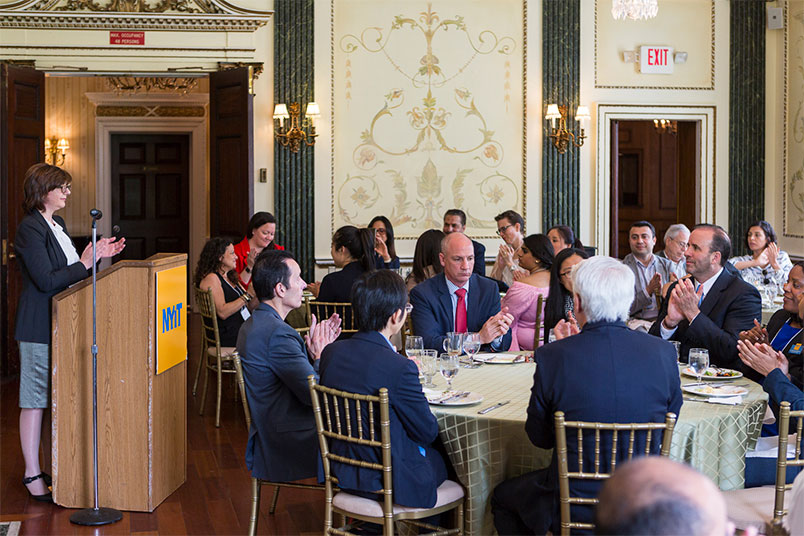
xmin=695 ymin=283 xmax=704 ymax=306
xmin=455 ymin=288 xmax=468 ymax=333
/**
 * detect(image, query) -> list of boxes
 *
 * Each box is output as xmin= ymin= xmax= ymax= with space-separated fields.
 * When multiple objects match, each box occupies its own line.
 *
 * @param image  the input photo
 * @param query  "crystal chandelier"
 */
xmin=611 ymin=0 xmax=659 ymax=21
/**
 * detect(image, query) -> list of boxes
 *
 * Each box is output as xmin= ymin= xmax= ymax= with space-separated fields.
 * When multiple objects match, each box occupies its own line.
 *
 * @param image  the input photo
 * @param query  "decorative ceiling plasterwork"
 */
xmin=0 ymin=0 xmax=271 ymax=31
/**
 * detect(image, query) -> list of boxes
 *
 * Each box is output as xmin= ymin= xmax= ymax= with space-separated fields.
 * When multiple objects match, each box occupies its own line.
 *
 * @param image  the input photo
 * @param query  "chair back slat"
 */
xmin=554 ymin=411 xmax=678 ymax=535
xmin=308 ymin=301 xmax=359 ymax=333
xmin=195 ymin=286 xmax=222 ymax=351
xmin=773 ymin=404 xmax=804 ymax=529
xmin=532 ymin=295 xmax=545 ymax=349
xmin=232 ymin=354 xmax=252 ymax=429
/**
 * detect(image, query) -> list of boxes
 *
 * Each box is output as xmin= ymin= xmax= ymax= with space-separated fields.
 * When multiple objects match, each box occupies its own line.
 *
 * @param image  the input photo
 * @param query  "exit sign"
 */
xmin=640 ymin=46 xmax=673 ymax=74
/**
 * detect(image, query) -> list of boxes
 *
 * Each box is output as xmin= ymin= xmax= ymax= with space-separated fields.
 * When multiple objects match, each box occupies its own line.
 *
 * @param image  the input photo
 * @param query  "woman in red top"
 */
xmin=234 ymin=212 xmax=283 ymax=286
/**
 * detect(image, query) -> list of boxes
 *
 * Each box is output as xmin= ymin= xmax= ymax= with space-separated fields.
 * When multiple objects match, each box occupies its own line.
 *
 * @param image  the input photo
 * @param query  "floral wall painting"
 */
xmin=787 ymin=2 xmax=804 ymax=238
xmin=332 ymin=0 xmax=525 ymax=239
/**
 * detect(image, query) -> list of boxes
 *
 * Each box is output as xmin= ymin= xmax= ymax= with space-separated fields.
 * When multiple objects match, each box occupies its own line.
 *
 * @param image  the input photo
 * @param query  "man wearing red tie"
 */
xmin=410 ymin=232 xmax=514 ymax=351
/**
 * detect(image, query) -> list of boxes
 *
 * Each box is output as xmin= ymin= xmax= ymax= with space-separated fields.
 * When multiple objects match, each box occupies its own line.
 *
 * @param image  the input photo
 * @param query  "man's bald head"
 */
xmin=596 ymin=457 xmax=727 ymax=536
xmin=440 ymin=232 xmax=475 ymax=286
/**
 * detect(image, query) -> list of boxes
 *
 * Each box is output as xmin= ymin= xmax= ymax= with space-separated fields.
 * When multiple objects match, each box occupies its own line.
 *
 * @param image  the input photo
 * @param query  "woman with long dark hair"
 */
xmin=543 ymin=247 xmax=590 ymax=341
xmin=234 ymin=212 xmax=284 ymax=286
xmin=194 ymin=237 xmax=256 ymax=347
xmin=501 ymin=234 xmax=554 ymax=350
xmin=15 ymin=163 xmax=125 ymax=502
xmin=547 ymin=225 xmax=584 ymax=255
xmin=313 ymin=226 xmax=376 ymax=303
xmin=729 ymin=220 xmax=793 ymax=296
xmin=369 ymin=215 xmax=400 ymax=269
xmin=405 ymin=229 xmax=445 ymax=291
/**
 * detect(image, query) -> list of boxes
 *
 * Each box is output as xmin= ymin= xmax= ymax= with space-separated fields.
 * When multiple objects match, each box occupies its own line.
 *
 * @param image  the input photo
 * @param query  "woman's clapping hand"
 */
xmin=79 ymin=236 xmax=126 ymax=270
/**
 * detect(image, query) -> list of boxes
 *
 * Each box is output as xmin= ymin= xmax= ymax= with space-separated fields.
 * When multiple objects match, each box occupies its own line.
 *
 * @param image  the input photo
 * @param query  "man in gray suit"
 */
xmin=236 ymin=250 xmax=341 ymax=483
xmin=622 ymin=221 xmax=677 ymax=327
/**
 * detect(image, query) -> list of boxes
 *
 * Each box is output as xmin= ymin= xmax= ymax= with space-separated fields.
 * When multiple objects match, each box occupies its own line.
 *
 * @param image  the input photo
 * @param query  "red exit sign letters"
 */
xmin=110 ymin=31 xmax=145 ymax=45
xmin=639 ymin=45 xmax=674 ymax=74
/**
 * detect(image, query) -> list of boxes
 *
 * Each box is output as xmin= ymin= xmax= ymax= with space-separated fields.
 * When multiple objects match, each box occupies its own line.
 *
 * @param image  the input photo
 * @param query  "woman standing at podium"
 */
xmin=14 ymin=163 xmax=125 ymax=502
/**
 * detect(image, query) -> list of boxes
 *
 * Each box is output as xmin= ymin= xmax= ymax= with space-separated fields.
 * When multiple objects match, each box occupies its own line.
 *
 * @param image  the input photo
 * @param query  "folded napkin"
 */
xmin=707 ymin=395 xmax=743 ymax=405
xmin=474 ymin=353 xmax=522 ymax=363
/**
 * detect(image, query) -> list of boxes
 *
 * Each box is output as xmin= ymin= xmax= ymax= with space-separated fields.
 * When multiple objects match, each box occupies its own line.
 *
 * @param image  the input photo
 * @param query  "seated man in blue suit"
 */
xmin=410 ymin=232 xmax=514 ymax=351
xmin=319 ymin=270 xmax=448 ymax=508
xmin=237 ymin=250 xmax=341 ymax=484
xmin=443 ymin=208 xmax=486 ymax=276
xmin=491 ymin=256 xmax=683 ymax=534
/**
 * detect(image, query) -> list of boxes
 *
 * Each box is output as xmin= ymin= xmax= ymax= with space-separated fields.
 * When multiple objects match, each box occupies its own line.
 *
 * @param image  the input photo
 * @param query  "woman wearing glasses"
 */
xmin=543 ymin=247 xmax=590 ymax=342
xmin=490 ymin=210 xmax=527 ymax=287
xmin=14 ymin=163 xmax=125 ymax=502
xmin=368 ymin=215 xmax=400 ymax=269
xmin=729 ymin=220 xmax=793 ymax=297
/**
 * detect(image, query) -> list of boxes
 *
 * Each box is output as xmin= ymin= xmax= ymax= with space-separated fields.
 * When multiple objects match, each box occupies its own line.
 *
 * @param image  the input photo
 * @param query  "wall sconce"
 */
xmin=44 ymin=137 xmax=70 ymax=166
xmin=545 ymin=104 xmax=590 ymax=154
xmin=273 ymin=101 xmax=319 ymax=153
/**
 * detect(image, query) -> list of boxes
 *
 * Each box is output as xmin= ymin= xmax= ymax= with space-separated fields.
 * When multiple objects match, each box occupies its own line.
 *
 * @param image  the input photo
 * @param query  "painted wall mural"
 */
xmin=787 ymin=2 xmax=804 ymax=238
xmin=332 ymin=0 xmax=525 ymax=239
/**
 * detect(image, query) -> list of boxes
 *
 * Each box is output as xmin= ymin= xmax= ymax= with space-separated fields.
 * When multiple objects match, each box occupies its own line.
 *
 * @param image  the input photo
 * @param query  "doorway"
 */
xmin=111 ymin=133 xmax=190 ymax=260
xmin=610 ymin=120 xmax=699 ymax=258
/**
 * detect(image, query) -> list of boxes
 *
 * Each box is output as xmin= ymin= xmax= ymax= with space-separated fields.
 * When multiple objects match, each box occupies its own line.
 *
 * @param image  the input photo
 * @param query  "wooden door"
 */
xmin=1 ymin=64 xmax=45 ymax=377
xmin=209 ymin=67 xmax=253 ymax=238
xmin=111 ymin=134 xmax=189 ymax=260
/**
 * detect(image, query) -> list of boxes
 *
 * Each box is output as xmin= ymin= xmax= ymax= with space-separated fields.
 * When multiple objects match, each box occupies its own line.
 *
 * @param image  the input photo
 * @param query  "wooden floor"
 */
xmin=0 ymin=313 xmax=325 ymax=535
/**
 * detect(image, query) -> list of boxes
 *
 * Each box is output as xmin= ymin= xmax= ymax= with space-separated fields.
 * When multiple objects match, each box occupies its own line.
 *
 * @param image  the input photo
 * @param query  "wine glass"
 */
xmin=463 ymin=332 xmax=481 ymax=364
xmin=442 ymin=332 xmax=465 ymax=357
xmin=671 ymin=341 xmax=682 ymax=365
xmin=420 ymin=350 xmax=438 ymax=388
xmin=439 ymin=353 xmax=460 ymax=392
xmin=405 ymin=336 xmax=424 ymax=369
xmin=688 ymin=348 xmax=709 ymax=384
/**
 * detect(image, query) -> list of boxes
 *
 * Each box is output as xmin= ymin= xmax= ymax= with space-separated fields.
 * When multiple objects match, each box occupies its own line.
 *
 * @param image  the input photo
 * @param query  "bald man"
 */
xmin=596 ymin=457 xmax=729 ymax=536
xmin=409 ymin=232 xmax=514 ymax=351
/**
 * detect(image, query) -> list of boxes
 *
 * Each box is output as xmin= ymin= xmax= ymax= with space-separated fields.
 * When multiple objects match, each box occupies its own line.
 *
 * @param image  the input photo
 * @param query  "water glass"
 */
xmin=405 ymin=335 xmax=424 ymax=360
xmin=439 ymin=353 xmax=460 ymax=391
xmin=420 ymin=350 xmax=438 ymax=388
xmin=688 ymin=348 xmax=709 ymax=383
xmin=671 ymin=341 xmax=682 ymax=364
xmin=442 ymin=332 xmax=465 ymax=357
xmin=463 ymin=332 xmax=481 ymax=360
xmin=547 ymin=329 xmax=557 ymax=344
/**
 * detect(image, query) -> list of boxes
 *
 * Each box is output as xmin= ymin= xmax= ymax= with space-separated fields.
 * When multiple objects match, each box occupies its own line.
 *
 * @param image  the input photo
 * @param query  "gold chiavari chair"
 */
xmin=307 ymin=300 xmax=359 ymax=334
xmin=309 ymin=376 xmax=465 ymax=535
xmin=231 ymin=354 xmax=325 ymax=536
xmin=554 ymin=411 xmax=677 ymax=535
xmin=724 ymin=401 xmax=804 ymax=535
xmin=532 ymin=295 xmax=545 ymax=349
xmin=400 ymin=315 xmax=414 ymax=352
xmin=195 ymin=286 xmax=241 ymax=428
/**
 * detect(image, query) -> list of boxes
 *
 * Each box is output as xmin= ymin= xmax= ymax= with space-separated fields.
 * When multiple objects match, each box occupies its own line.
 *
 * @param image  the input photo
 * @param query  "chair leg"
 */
xmin=192 ymin=346 xmax=205 ymax=396
xmin=215 ymin=358 xmax=223 ymax=428
xmin=199 ymin=359 xmax=210 ymax=416
xmin=248 ymin=478 xmax=261 ymax=536
xmin=269 ymin=485 xmax=281 ymax=514
xmin=456 ymin=502 xmax=464 ymax=535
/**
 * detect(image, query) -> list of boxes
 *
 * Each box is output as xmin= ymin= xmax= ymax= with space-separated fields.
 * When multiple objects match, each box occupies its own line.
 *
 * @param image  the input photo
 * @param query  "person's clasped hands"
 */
xmin=305 ymin=313 xmax=342 ymax=361
xmin=737 ymin=338 xmax=789 ymax=378
xmin=79 ymin=236 xmax=126 ymax=270
xmin=478 ymin=306 xmax=514 ymax=344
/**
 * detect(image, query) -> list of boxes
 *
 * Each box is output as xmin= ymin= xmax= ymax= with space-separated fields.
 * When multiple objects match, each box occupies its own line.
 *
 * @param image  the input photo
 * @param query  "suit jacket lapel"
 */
xmin=37 ymin=212 xmax=68 ymax=269
xmin=435 ymin=275 xmax=454 ymax=332
xmin=467 ymin=274 xmax=482 ymax=329
xmin=699 ymin=270 xmax=731 ymax=317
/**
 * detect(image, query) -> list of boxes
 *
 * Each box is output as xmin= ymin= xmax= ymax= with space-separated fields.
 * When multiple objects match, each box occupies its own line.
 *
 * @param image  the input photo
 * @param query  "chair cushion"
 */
xmin=332 ymin=480 xmax=464 ymax=518
xmin=207 ymin=347 xmax=237 ymax=358
xmin=723 ymin=486 xmax=789 ymax=528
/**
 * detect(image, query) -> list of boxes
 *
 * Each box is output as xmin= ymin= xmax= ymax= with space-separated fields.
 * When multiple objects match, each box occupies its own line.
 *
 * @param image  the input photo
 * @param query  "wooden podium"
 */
xmin=51 ymin=253 xmax=187 ymax=512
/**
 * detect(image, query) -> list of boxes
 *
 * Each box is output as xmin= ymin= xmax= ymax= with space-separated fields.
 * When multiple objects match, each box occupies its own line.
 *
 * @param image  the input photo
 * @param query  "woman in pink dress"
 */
xmin=502 ymin=234 xmax=554 ymax=350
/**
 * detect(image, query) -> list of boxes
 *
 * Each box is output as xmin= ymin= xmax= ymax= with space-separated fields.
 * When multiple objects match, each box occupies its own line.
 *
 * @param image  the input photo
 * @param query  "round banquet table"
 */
xmin=427 ymin=358 xmax=768 ymax=536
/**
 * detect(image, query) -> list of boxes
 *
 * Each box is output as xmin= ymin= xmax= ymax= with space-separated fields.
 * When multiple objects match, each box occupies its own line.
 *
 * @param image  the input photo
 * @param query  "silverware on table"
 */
xmin=438 ymin=391 xmax=470 ymax=404
xmin=478 ymin=400 xmax=510 ymax=414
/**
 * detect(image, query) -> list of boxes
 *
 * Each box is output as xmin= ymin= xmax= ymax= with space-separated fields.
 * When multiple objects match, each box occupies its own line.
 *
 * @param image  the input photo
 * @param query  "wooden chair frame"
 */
xmin=309 ymin=376 xmax=464 ymax=535
xmin=195 ymin=286 xmax=240 ymax=428
xmin=307 ymin=300 xmax=359 ymax=334
xmin=772 ymin=401 xmax=804 ymax=534
xmin=532 ymin=295 xmax=545 ymax=350
xmin=554 ymin=411 xmax=677 ymax=535
xmin=231 ymin=354 xmax=325 ymax=536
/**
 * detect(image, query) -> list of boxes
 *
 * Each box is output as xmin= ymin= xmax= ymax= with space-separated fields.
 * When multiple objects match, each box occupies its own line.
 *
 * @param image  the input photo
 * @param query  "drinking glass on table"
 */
xmin=439 ymin=353 xmax=460 ymax=391
xmin=688 ymin=348 xmax=709 ymax=383
xmin=463 ymin=332 xmax=481 ymax=363
xmin=405 ymin=336 xmax=424 ymax=368
xmin=442 ymin=332 xmax=465 ymax=357
xmin=671 ymin=341 xmax=682 ymax=365
xmin=420 ymin=350 xmax=438 ymax=388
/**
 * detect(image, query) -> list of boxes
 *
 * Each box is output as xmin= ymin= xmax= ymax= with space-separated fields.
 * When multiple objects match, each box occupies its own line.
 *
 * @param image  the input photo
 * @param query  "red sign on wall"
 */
xmin=639 ymin=45 xmax=674 ymax=74
xmin=109 ymin=31 xmax=145 ymax=45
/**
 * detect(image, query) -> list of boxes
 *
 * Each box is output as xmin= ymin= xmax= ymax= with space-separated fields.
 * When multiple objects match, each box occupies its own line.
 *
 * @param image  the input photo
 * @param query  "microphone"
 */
xmin=90 ymin=208 xmax=103 ymax=220
xmin=112 ymin=225 xmax=121 ymax=235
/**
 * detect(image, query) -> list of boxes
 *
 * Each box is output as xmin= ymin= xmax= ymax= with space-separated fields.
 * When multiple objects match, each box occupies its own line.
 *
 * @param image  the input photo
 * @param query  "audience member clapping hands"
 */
xmin=552 ymin=311 xmax=580 ymax=341
xmin=79 ymin=236 xmax=126 ymax=270
xmin=478 ymin=306 xmax=514 ymax=345
xmin=304 ymin=313 xmax=341 ymax=360
xmin=737 ymin=339 xmax=789 ymax=378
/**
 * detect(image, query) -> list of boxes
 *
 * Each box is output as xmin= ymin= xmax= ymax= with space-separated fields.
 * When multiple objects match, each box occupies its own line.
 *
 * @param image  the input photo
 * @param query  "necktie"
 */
xmin=455 ymin=288 xmax=468 ymax=333
xmin=695 ymin=283 xmax=704 ymax=306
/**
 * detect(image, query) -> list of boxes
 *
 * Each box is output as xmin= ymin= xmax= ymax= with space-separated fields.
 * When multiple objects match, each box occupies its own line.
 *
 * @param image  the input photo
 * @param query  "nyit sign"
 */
xmin=155 ymin=265 xmax=187 ymax=374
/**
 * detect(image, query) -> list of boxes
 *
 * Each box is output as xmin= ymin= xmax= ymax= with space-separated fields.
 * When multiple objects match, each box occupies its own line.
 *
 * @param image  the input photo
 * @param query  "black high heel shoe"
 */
xmin=23 ymin=473 xmax=53 ymax=503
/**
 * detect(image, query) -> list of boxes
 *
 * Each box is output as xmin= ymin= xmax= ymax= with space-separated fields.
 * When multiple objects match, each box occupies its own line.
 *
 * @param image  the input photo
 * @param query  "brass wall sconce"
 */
xmin=653 ymin=119 xmax=677 ymax=135
xmin=545 ymin=104 xmax=590 ymax=154
xmin=273 ymin=101 xmax=320 ymax=153
xmin=44 ymin=137 xmax=70 ymax=166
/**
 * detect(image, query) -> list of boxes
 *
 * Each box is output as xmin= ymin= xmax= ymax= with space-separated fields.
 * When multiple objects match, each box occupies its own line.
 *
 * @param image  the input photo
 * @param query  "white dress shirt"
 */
xmin=660 ymin=267 xmax=724 ymax=339
xmin=43 ymin=213 xmax=80 ymax=265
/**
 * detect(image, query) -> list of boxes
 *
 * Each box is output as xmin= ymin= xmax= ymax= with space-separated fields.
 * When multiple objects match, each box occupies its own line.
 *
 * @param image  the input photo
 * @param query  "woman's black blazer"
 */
xmin=14 ymin=212 xmax=89 ymax=344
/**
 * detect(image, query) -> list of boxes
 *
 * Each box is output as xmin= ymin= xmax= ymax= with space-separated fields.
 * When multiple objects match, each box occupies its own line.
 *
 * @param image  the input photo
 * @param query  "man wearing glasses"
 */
xmin=657 ymin=223 xmax=690 ymax=279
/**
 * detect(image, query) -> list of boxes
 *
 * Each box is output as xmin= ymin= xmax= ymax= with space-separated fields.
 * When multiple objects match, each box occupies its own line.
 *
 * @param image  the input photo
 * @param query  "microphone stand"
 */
xmin=70 ymin=211 xmax=122 ymax=526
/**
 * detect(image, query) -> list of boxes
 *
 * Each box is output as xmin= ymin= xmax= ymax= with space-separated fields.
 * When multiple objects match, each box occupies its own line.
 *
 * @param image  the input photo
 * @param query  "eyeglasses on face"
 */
xmin=374 ymin=228 xmax=387 ymax=234
xmin=559 ymin=270 xmax=573 ymax=279
xmin=404 ymin=303 xmax=413 ymax=315
xmin=671 ymin=237 xmax=688 ymax=249
xmin=56 ymin=183 xmax=72 ymax=194
xmin=496 ymin=224 xmax=513 ymax=236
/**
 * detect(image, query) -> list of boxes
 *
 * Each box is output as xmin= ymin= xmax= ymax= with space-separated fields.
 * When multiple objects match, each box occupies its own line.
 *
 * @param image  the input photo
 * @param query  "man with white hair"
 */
xmin=491 ymin=256 xmax=682 ymax=535
xmin=657 ymin=223 xmax=690 ymax=278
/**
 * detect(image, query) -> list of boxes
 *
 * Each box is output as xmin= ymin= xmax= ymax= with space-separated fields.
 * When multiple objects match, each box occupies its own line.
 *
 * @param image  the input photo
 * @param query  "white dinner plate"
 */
xmin=473 ymin=353 xmax=527 ymax=364
xmin=426 ymin=391 xmax=484 ymax=406
xmin=681 ymin=384 xmax=749 ymax=398
xmin=681 ymin=367 xmax=743 ymax=381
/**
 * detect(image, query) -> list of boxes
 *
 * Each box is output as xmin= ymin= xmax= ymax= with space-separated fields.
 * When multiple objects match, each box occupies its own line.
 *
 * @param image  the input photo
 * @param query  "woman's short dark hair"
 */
xmin=252 ymin=250 xmax=295 ymax=301
xmin=194 ymin=237 xmax=237 ymax=288
xmin=369 ymin=215 xmax=397 ymax=260
xmin=22 ymin=163 xmax=71 ymax=214
xmin=522 ymin=233 xmax=555 ymax=269
xmin=246 ymin=212 xmax=278 ymax=248
xmin=544 ymin=247 xmax=589 ymax=337
xmin=494 ymin=210 xmax=525 ymax=233
xmin=745 ymin=220 xmax=777 ymax=250
xmin=548 ymin=225 xmax=584 ymax=249
xmin=351 ymin=270 xmax=407 ymax=332
xmin=333 ymin=225 xmax=376 ymax=272
xmin=411 ymin=229 xmax=445 ymax=284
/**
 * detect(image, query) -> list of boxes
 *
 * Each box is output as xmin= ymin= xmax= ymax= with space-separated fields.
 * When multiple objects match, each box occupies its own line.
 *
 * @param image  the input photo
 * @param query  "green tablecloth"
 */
xmin=428 ymin=361 xmax=768 ymax=536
